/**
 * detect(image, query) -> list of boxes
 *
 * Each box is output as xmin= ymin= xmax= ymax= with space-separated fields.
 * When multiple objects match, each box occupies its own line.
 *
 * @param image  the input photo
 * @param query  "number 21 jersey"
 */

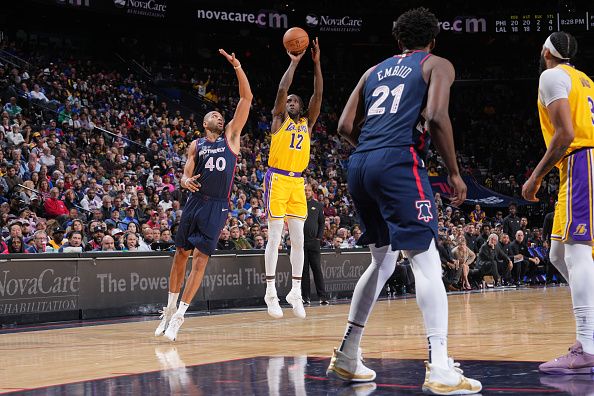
xmin=355 ymin=51 xmax=431 ymax=156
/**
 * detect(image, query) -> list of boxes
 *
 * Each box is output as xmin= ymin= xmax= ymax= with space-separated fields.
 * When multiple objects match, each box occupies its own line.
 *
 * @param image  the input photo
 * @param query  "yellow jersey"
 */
xmin=268 ymin=116 xmax=311 ymax=173
xmin=538 ymin=64 xmax=594 ymax=164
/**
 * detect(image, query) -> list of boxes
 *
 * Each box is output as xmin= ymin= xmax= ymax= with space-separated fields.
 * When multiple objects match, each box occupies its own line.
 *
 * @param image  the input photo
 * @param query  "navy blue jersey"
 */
xmin=355 ymin=50 xmax=431 ymax=157
xmin=192 ymin=135 xmax=238 ymax=199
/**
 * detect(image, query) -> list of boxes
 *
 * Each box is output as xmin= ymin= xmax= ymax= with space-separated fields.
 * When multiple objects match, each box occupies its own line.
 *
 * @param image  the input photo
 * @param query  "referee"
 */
xmin=302 ymin=184 xmax=328 ymax=304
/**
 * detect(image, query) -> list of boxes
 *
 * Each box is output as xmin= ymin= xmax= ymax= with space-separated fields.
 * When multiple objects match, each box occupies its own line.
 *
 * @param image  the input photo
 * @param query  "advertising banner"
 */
xmin=78 ymin=256 xmax=175 ymax=310
xmin=0 ymin=258 xmax=79 ymax=317
xmin=196 ymin=8 xmax=289 ymax=29
xmin=305 ymin=13 xmax=363 ymax=33
xmin=1 ymin=250 xmax=371 ymax=323
xmin=318 ymin=251 xmax=369 ymax=297
xmin=201 ymin=253 xmax=292 ymax=301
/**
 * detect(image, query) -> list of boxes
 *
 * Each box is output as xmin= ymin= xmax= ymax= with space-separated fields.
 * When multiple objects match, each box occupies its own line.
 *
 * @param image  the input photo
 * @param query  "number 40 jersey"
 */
xmin=192 ymin=136 xmax=238 ymax=199
xmin=355 ymin=50 xmax=431 ymax=157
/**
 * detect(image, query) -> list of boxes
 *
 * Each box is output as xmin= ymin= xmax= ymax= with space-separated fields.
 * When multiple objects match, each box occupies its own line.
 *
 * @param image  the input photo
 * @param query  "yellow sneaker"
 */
xmin=422 ymin=358 xmax=482 ymax=395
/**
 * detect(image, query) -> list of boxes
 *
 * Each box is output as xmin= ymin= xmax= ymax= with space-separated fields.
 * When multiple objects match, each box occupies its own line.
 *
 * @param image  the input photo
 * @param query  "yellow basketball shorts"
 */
xmin=551 ymin=148 xmax=594 ymax=243
xmin=263 ymin=169 xmax=307 ymax=220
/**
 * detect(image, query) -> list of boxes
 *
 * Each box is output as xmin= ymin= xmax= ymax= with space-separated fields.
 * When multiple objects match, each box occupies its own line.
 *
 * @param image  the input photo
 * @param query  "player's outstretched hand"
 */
xmin=311 ymin=37 xmax=320 ymax=64
xmin=287 ymin=49 xmax=306 ymax=63
xmin=447 ymin=174 xmax=467 ymax=207
xmin=219 ymin=49 xmax=241 ymax=68
xmin=521 ymin=176 xmax=540 ymax=202
xmin=183 ymin=174 xmax=201 ymax=192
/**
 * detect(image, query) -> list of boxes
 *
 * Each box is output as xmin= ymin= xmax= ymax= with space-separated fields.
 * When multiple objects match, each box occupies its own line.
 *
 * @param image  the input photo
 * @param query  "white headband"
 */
xmin=544 ymin=35 xmax=570 ymax=60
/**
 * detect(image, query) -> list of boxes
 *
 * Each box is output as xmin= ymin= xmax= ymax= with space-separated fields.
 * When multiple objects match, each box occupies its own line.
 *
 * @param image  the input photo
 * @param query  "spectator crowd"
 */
xmin=0 ymin=37 xmax=559 ymax=297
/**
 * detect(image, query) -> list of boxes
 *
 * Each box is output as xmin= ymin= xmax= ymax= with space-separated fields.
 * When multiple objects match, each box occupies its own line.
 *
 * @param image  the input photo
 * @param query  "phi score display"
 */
xmin=432 ymin=11 xmax=594 ymax=34
xmin=494 ymin=12 xmax=594 ymax=33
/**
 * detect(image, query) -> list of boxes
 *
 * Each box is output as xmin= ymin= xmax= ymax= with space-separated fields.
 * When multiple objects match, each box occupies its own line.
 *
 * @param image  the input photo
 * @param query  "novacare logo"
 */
xmin=114 ymin=0 xmax=167 ymax=17
xmin=197 ymin=9 xmax=288 ymax=29
xmin=0 ymin=269 xmax=80 ymax=296
xmin=306 ymin=14 xmax=363 ymax=32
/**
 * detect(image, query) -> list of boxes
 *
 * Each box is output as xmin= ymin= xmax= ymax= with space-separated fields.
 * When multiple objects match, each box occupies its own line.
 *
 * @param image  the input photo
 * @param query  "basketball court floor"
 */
xmin=0 ymin=286 xmax=590 ymax=395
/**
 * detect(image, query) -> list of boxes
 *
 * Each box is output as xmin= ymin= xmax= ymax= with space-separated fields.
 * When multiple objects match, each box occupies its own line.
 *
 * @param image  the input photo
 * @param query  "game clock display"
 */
xmin=494 ymin=12 xmax=594 ymax=33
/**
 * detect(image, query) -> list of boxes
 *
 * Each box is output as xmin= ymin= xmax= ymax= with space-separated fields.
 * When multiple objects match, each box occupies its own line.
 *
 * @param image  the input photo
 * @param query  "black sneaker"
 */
xmin=320 ymin=300 xmax=329 ymax=305
xmin=303 ymin=299 xmax=311 ymax=305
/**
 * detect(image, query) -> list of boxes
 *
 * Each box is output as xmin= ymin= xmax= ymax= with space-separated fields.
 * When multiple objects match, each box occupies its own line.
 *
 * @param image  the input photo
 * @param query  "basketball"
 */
xmin=283 ymin=27 xmax=309 ymax=54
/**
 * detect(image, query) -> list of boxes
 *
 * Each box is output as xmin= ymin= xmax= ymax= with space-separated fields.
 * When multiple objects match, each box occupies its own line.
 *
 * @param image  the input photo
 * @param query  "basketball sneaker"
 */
xmin=265 ymin=292 xmax=283 ymax=318
xmin=422 ymin=358 xmax=482 ymax=395
xmin=286 ymin=288 xmax=306 ymax=319
xmin=326 ymin=348 xmax=376 ymax=382
xmin=164 ymin=313 xmax=184 ymax=342
xmin=155 ymin=306 xmax=177 ymax=337
xmin=539 ymin=341 xmax=594 ymax=374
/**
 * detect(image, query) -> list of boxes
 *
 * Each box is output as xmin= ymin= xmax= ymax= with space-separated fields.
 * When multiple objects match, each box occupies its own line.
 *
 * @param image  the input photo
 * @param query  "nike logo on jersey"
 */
xmin=222 ymin=209 xmax=228 ymax=212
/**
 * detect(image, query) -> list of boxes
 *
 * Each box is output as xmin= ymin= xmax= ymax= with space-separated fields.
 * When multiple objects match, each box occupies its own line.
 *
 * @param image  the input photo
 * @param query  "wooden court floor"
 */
xmin=0 ymin=286 xmax=578 ymax=394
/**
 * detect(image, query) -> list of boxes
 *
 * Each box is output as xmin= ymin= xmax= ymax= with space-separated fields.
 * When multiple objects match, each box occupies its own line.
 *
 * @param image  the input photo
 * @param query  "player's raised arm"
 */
xmin=180 ymin=140 xmax=200 ymax=193
xmin=337 ymin=67 xmax=373 ymax=147
xmin=271 ymin=50 xmax=306 ymax=131
xmin=220 ymin=49 xmax=253 ymax=145
xmin=307 ymin=38 xmax=323 ymax=131
xmin=423 ymin=56 xmax=466 ymax=206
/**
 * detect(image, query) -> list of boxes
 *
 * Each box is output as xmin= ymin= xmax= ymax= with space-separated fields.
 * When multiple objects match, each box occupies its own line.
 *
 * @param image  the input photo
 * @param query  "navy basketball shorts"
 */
xmin=175 ymin=192 xmax=229 ymax=256
xmin=347 ymin=147 xmax=438 ymax=251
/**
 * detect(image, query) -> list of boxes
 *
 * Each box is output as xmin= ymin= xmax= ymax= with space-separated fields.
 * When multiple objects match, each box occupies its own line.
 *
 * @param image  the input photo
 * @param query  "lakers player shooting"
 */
xmin=154 ymin=49 xmax=252 ymax=341
xmin=523 ymin=31 xmax=594 ymax=375
xmin=263 ymin=38 xmax=323 ymax=319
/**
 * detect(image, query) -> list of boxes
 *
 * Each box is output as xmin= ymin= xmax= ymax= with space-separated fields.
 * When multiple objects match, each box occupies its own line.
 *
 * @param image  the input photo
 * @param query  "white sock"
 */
xmin=339 ymin=321 xmax=365 ymax=358
xmin=574 ymin=306 xmax=594 ymax=354
xmin=265 ymin=220 xmax=284 ymax=277
xmin=167 ymin=292 xmax=179 ymax=309
xmin=428 ymin=336 xmax=449 ymax=368
xmin=339 ymin=245 xmax=398 ymax=358
xmin=288 ymin=218 xmax=305 ymax=278
xmin=266 ymin=278 xmax=277 ymax=296
xmin=565 ymin=242 xmax=594 ymax=354
xmin=292 ymin=278 xmax=301 ymax=291
xmin=405 ymin=239 xmax=449 ymax=369
xmin=176 ymin=301 xmax=190 ymax=316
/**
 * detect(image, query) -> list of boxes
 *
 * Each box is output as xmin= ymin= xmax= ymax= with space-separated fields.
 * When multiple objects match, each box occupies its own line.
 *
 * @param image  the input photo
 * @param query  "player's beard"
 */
xmin=538 ymin=55 xmax=547 ymax=74
xmin=208 ymin=121 xmax=224 ymax=135
xmin=287 ymin=108 xmax=300 ymax=118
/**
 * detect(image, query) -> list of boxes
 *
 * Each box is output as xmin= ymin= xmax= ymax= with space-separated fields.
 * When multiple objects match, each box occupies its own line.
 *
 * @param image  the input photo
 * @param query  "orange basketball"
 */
xmin=283 ymin=27 xmax=309 ymax=55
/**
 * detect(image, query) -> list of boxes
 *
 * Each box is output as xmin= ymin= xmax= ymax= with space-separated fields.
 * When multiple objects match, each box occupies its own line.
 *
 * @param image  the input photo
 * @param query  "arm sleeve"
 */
xmin=538 ymin=68 xmax=571 ymax=107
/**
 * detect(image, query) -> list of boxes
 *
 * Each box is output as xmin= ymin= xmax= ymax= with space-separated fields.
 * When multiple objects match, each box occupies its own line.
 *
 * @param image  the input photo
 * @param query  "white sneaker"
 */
xmin=265 ymin=293 xmax=283 ymax=318
xmin=286 ymin=288 xmax=306 ymax=319
xmin=422 ymin=358 xmax=482 ymax=395
xmin=164 ymin=313 xmax=184 ymax=342
xmin=155 ymin=306 xmax=177 ymax=337
xmin=326 ymin=348 xmax=376 ymax=382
